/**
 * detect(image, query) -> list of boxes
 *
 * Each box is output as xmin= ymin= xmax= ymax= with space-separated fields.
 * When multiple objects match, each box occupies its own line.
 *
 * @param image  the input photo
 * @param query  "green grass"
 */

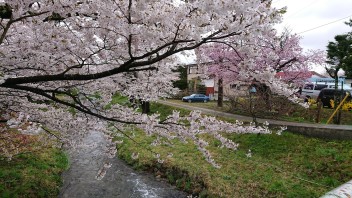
xmin=116 ymin=103 xmax=352 ymax=197
xmin=0 ymin=147 xmax=68 ymax=198
xmin=152 ymin=102 xmax=191 ymax=120
xmin=105 ymin=93 xmax=131 ymax=109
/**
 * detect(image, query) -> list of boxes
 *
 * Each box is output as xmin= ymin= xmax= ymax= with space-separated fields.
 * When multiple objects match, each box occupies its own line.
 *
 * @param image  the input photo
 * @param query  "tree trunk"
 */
xmin=249 ymin=90 xmax=257 ymax=125
xmin=193 ymin=78 xmax=197 ymax=93
xmin=217 ymin=78 xmax=223 ymax=107
xmin=141 ymin=101 xmax=150 ymax=114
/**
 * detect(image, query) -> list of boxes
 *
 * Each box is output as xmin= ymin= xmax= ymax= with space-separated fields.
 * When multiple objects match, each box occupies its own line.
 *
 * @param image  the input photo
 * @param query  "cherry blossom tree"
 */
xmin=199 ymin=30 xmax=326 ymax=107
xmin=1 ymin=1 xmax=286 ymax=166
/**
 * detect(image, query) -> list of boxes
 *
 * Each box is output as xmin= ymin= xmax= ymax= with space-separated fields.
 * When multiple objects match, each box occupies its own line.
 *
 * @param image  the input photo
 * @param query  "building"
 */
xmin=186 ymin=63 xmax=215 ymax=97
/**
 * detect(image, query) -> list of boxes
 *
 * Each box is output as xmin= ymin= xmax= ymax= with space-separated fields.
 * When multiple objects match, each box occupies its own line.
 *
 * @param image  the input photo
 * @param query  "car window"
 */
xmin=303 ymin=84 xmax=314 ymax=90
xmin=314 ymin=84 xmax=328 ymax=90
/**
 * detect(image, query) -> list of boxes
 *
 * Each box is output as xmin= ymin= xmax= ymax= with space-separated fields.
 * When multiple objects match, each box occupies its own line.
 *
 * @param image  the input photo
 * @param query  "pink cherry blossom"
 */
xmin=0 ymin=1 xmax=288 ymax=166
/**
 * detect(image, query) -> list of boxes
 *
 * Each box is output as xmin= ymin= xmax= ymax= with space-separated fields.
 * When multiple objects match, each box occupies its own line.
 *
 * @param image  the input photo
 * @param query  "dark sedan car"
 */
xmin=182 ymin=94 xmax=210 ymax=103
xmin=317 ymin=88 xmax=352 ymax=108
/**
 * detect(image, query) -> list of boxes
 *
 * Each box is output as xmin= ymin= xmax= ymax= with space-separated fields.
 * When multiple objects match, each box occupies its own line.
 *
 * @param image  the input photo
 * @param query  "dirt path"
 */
xmin=59 ymin=131 xmax=188 ymax=198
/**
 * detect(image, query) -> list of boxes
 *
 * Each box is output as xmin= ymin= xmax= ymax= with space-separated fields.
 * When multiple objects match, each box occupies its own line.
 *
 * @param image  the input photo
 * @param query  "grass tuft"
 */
xmin=0 ymin=135 xmax=68 ymax=198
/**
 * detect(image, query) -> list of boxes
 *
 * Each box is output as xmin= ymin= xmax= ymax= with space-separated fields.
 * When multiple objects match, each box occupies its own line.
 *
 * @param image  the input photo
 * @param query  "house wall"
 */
xmin=212 ymin=80 xmax=249 ymax=100
xmin=186 ymin=64 xmax=251 ymax=100
xmin=187 ymin=64 xmax=206 ymax=81
xmin=187 ymin=64 xmax=215 ymax=97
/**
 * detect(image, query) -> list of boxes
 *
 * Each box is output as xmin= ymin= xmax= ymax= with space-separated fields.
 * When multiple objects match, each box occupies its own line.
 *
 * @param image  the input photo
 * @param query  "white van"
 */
xmin=301 ymin=83 xmax=328 ymax=99
xmin=327 ymin=84 xmax=352 ymax=89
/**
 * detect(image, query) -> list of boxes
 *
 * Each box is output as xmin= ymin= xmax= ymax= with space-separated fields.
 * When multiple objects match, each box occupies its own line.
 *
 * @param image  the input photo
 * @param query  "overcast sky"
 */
xmin=273 ymin=0 xmax=352 ymax=52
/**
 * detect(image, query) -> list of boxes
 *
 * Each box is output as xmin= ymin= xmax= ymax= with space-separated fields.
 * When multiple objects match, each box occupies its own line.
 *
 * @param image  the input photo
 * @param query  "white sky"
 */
xmin=179 ymin=1 xmax=352 ymax=67
xmin=273 ymin=0 xmax=352 ymax=52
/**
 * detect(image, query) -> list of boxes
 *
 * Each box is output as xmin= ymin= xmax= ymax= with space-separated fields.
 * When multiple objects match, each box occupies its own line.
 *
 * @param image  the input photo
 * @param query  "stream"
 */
xmin=59 ymin=131 xmax=188 ymax=198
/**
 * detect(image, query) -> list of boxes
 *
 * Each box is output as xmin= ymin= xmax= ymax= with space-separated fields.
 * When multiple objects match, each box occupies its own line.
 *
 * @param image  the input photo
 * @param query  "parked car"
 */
xmin=301 ymin=83 xmax=352 ymax=99
xmin=317 ymin=88 xmax=352 ymax=108
xmin=182 ymin=94 xmax=210 ymax=103
xmin=327 ymin=84 xmax=352 ymax=89
xmin=301 ymin=83 xmax=328 ymax=99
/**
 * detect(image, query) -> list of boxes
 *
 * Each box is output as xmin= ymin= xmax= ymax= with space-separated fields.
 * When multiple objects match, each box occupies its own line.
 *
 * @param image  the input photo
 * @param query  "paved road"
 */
xmin=158 ymin=100 xmax=352 ymax=140
xmin=158 ymin=100 xmax=302 ymax=125
xmin=59 ymin=131 xmax=188 ymax=198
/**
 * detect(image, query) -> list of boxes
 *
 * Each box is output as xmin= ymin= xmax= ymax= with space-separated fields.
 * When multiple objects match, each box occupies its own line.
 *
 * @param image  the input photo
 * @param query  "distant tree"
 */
xmin=326 ymin=22 xmax=352 ymax=79
xmin=325 ymin=20 xmax=352 ymax=124
xmin=341 ymin=20 xmax=352 ymax=78
xmin=200 ymin=30 xmax=325 ymax=108
xmin=172 ymin=66 xmax=188 ymax=91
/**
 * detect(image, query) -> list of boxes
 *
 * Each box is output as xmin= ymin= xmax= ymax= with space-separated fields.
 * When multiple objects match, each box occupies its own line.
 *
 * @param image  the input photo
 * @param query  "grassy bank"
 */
xmin=116 ymin=103 xmax=352 ymax=197
xmin=0 ymin=132 xmax=68 ymax=198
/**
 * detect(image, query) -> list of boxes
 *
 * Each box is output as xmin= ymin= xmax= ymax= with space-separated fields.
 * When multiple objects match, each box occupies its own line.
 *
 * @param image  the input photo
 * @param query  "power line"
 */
xmin=286 ymin=0 xmax=318 ymax=19
xmin=298 ymin=14 xmax=352 ymax=34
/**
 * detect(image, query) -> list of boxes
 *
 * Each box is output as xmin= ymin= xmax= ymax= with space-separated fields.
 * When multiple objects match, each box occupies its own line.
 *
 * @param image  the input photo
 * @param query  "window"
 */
xmin=189 ymin=67 xmax=198 ymax=74
xmin=314 ymin=84 xmax=328 ymax=90
xmin=304 ymin=84 xmax=313 ymax=90
xmin=230 ymin=84 xmax=237 ymax=89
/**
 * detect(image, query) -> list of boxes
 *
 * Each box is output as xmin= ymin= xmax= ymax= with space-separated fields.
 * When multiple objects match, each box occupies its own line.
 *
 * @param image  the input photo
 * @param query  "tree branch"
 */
xmin=5 ymin=84 xmax=141 ymax=124
xmin=275 ymin=57 xmax=298 ymax=72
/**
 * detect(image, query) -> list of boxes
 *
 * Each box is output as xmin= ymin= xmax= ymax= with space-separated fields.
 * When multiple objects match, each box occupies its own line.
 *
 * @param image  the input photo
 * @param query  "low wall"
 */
xmin=289 ymin=126 xmax=352 ymax=140
xmin=268 ymin=122 xmax=352 ymax=140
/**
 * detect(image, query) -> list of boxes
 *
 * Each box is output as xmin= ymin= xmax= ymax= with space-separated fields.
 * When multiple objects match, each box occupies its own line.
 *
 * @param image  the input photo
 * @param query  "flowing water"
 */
xmin=59 ymin=131 xmax=188 ymax=198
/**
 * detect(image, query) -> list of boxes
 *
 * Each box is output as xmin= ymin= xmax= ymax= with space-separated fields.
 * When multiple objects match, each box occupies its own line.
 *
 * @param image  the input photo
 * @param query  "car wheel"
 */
xmin=203 ymin=99 xmax=207 ymax=103
xmin=188 ymin=99 xmax=192 ymax=103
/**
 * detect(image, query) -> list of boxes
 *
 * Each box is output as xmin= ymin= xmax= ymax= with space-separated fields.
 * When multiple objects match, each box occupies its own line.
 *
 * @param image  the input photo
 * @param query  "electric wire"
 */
xmin=298 ymin=14 xmax=352 ymax=34
xmin=285 ymin=0 xmax=318 ymax=19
